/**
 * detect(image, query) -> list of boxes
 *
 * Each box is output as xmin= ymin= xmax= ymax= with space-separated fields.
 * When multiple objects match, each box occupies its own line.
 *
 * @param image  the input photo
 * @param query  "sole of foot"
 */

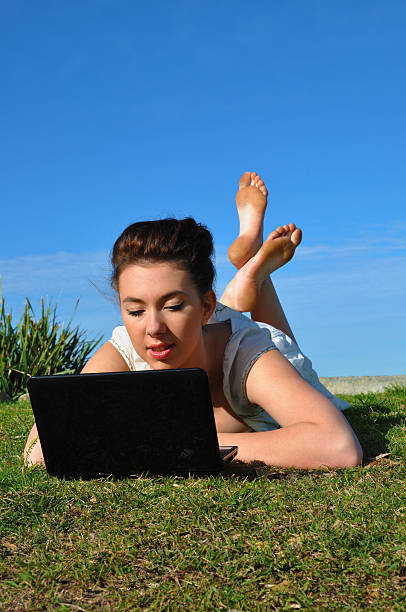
xmin=232 ymin=224 xmax=302 ymax=312
xmin=228 ymin=171 xmax=268 ymax=269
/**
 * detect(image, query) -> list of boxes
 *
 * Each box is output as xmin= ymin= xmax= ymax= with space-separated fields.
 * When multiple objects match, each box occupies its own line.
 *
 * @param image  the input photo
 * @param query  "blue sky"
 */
xmin=1 ymin=0 xmax=405 ymax=376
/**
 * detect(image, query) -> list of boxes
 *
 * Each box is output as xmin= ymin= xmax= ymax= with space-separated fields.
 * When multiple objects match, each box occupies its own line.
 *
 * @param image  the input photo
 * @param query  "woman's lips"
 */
xmin=147 ymin=344 xmax=175 ymax=359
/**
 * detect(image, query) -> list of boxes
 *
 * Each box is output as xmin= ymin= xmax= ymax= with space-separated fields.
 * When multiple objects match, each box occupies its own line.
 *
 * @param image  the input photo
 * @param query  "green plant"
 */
xmin=0 ymin=290 xmax=103 ymax=400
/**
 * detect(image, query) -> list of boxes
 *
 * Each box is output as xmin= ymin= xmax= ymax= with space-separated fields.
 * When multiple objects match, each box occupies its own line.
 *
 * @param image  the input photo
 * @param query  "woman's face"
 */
xmin=118 ymin=261 xmax=215 ymax=370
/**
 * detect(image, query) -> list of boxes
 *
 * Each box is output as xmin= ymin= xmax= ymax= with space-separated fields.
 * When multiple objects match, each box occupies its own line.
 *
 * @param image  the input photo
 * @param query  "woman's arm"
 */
xmin=24 ymin=342 xmax=130 ymax=467
xmin=218 ymin=349 xmax=362 ymax=469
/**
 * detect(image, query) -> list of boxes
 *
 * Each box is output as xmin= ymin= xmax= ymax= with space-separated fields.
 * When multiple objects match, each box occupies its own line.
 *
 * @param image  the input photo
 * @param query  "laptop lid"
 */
xmin=27 ymin=368 xmax=227 ymax=477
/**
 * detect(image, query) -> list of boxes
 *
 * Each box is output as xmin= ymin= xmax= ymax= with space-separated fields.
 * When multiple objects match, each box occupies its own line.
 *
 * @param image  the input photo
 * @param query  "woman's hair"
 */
xmin=111 ymin=218 xmax=216 ymax=296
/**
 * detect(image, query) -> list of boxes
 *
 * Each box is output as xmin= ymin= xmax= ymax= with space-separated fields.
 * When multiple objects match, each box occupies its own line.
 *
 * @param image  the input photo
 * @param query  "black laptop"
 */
xmin=27 ymin=368 xmax=237 ymax=478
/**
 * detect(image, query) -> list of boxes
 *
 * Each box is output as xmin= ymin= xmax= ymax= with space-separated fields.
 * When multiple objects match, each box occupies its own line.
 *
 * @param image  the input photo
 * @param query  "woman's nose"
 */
xmin=146 ymin=311 xmax=167 ymax=336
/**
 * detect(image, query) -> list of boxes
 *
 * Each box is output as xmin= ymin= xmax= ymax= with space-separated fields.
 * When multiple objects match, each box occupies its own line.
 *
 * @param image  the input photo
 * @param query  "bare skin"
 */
xmin=220 ymin=171 xmax=301 ymax=340
xmin=221 ymin=223 xmax=302 ymax=314
xmin=228 ymin=171 xmax=268 ymax=269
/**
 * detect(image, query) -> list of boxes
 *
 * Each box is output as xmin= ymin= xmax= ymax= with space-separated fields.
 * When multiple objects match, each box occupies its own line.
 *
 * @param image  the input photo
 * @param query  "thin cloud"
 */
xmin=0 ymin=250 xmax=111 ymax=295
xmin=298 ymin=240 xmax=406 ymax=259
xmin=276 ymin=254 xmax=406 ymax=300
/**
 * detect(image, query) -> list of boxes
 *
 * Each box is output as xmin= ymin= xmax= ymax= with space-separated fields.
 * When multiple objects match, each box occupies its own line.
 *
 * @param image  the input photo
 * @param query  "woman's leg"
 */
xmin=250 ymin=277 xmax=296 ymax=342
xmin=219 ymin=226 xmax=301 ymax=340
xmin=220 ymin=277 xmax=294 ymax=340
xmin=220 ymin=172 xmax=301 ymax=341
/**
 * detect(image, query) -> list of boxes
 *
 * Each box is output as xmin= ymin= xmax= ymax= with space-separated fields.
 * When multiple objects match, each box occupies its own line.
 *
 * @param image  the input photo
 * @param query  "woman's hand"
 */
xmin=24 ymin=423 xmax=45 ymax=468
xmin=218 ymin=350 xmax=362 ymax=469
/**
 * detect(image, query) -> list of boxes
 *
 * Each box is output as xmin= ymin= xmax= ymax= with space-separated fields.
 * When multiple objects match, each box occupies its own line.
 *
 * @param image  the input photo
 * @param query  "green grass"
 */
xmin=0 ymin=387 xmax=405 ymax=610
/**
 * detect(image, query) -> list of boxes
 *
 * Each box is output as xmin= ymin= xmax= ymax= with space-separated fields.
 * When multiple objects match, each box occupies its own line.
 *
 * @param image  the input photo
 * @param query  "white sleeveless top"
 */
xmin=109 ymin=302 xmax=349 ymax=432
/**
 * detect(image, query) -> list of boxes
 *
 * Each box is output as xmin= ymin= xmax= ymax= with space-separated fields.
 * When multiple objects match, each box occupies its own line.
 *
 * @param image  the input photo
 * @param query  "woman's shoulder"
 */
xmin=214 ymin=306 xmax=277 ymax=415
xmin=210 ymin=303 xmax=288 ymax=432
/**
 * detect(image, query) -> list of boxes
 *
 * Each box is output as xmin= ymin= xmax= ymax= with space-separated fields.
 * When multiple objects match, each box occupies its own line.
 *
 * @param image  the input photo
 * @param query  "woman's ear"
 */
xmin=201 ymin=290 xmax=217 ymax=326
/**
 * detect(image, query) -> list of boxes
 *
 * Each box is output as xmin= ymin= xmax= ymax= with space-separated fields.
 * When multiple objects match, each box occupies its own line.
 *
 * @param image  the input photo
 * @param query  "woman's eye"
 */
xmin=166 ymin=302 xmax=184 ymax=311
xmin=128 ymin=310 xmax=144 ymax=317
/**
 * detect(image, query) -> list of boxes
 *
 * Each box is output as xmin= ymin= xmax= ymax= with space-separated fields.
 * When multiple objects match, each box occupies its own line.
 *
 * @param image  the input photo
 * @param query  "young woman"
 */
xmin=24 ymin=171 xmax=362 ymax=469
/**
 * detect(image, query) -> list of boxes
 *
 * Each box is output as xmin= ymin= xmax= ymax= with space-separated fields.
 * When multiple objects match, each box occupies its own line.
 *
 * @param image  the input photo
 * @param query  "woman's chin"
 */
xmin=150 ymin=361 xmax=178 ymax=370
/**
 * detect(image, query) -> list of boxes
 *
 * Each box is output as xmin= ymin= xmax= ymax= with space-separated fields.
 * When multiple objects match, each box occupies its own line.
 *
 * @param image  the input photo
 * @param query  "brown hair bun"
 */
xmin=111 ymin=217 xmax=215 ymax=296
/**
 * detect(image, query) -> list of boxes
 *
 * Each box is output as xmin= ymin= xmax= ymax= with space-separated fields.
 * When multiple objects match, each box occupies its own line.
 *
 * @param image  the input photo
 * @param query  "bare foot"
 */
xmin=228 ymin=171 xmax=268 ymax=269
xmin=221 ymin=224 xmax=302 ymax=312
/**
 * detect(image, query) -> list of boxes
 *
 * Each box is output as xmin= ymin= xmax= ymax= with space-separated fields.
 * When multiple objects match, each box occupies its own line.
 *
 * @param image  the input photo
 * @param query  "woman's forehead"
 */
xmin=118 ymin=261 xmax=195 ymax=295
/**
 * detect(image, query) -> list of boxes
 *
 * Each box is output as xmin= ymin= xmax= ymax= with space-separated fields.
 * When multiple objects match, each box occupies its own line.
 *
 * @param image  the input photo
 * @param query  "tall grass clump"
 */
xmin=0 ymin=291 xmax=103 ymax=400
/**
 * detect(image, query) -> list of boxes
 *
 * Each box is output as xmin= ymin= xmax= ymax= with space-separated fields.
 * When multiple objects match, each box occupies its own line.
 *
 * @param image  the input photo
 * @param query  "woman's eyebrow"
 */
xmin=122 ymin=291 xmax=187 ymax=305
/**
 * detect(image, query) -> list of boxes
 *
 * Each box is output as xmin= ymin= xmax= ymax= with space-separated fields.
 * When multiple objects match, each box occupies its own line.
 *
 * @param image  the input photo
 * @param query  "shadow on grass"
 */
xmin=19 ymin=461 xmax=343 ymax=484
xmin=221 ymin=462 xmax=341 ymax=480
xmin=339 ymin=385 xmax=406 ymax=461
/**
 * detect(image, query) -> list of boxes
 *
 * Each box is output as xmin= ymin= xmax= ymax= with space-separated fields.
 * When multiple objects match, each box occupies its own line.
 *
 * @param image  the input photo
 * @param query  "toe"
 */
xmin=291 ymin=228 xmax=302 ymax=246
xmin=256 ymin=174 xmax=268 ymax=195
xmin=239 ymin=172 xmax=251 ymax=189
